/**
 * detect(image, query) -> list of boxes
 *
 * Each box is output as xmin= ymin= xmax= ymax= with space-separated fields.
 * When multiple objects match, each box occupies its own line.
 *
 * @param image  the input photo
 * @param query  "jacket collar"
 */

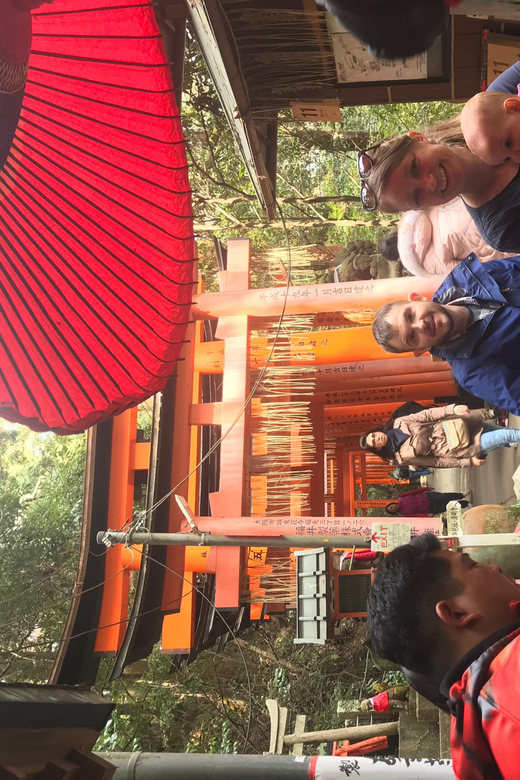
xmin=430 ymin=254 xmax=507 ymax=360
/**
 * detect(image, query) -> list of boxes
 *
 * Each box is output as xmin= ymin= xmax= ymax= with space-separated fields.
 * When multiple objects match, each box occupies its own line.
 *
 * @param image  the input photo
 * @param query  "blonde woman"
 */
xmin=357 ymin=61 xmax=520 ymax=253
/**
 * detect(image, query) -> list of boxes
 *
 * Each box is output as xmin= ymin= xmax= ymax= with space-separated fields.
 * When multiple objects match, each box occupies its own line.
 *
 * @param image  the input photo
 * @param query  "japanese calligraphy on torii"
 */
xmin=315 ymin=755 xmax=453 ymax=777
xmin=249 ymin=515 xmax=440 ymax=539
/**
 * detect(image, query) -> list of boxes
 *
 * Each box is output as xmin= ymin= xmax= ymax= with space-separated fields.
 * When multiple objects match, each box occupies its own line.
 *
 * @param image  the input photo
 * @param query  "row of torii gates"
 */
xmin=55 ymin=239 xmax=455 ymax=668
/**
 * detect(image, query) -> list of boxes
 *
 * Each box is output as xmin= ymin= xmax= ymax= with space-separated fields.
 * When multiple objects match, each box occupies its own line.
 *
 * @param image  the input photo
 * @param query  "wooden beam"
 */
xmin=291 ymin=715 xmax=307 ymax=757
xmin=208 ymin=240 xmax=251 ymax=610
xmin=161 ymin=572 xmax=195 ymax=653
xmin=95 ymin=409 xmax=136 ymax=654
xmin=194 ymin=277 xmax=442 ymax=319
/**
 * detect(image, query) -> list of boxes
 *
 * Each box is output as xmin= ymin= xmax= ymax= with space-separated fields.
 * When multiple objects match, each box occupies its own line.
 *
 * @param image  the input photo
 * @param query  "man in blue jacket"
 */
xmin=371 ymin=253 xmax=520 ymax=415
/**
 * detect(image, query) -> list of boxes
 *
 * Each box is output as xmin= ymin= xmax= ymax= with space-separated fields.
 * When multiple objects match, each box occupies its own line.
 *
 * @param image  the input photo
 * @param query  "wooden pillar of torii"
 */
xmin=206 ymin=239 xmax=251 ymax=610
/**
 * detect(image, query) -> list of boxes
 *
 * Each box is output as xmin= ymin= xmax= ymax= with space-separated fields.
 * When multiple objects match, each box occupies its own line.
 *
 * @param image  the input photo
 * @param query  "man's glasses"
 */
xmin=357 ymin=150 xmax=377 ymax=211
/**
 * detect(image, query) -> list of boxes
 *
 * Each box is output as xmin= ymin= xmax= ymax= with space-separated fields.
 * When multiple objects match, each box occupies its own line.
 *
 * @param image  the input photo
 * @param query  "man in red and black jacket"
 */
xmin=368 ymin=533 xmax=520 ymax=779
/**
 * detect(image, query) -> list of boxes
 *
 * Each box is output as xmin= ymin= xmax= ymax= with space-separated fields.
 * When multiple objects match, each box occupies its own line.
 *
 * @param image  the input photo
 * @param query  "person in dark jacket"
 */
xmin=371 ymin=253 xmax=520 ymax=416
xmin=367 ymin=533 xmax=520 ymax=780
xmin=385 ymin=488 xmax=468 ymax=517
xmin=317 ymin=0 xmax=451 ymax=60
xmin=391 ymin=465 xmax=432 ymax=485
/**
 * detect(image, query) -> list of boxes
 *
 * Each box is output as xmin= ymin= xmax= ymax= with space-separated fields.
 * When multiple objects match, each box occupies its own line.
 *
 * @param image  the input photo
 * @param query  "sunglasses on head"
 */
xmin=357 ymin=150 xmax=377 ymax=211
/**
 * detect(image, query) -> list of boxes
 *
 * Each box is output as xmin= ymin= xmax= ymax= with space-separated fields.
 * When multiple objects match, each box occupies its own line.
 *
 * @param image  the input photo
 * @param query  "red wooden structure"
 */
xmin=53 ymin=238 xmax=450 ymax=681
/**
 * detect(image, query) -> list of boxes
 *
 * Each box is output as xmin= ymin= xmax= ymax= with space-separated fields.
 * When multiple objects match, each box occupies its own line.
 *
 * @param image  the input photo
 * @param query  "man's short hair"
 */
xmin=367 ymin=533 xmax=463 ymax=674
xmin=372 ymin=301 xmax=403 ymax=353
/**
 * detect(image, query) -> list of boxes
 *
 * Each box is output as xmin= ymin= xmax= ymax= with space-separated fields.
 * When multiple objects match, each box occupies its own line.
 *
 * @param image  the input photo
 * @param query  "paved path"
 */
xmin=431 ymin=414 xmax=520 ymax=506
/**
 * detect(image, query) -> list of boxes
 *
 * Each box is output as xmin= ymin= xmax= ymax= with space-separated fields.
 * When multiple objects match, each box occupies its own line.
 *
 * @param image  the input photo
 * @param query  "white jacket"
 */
xmin=397 ymin=198 xmax=514 ymax=278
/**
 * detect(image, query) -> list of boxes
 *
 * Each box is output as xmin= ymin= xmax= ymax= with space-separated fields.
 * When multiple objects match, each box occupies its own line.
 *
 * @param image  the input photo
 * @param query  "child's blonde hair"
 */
xmin=462 ymin=89 xmax=509 ymax=122
xmin=460 ymin=90 xmax=511 ymax=145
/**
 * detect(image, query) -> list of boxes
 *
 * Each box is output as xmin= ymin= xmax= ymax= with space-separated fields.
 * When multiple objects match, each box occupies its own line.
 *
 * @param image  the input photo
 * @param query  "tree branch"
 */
xmin=194 ymin=216 xmax=399 ymax=232
xmin=277 ymin=173 xmax=326 ymax=223
xmin=185 ymin=142 xmax=251 ymax=198
xmin=194 ymin=193 xmax=358 ymax=206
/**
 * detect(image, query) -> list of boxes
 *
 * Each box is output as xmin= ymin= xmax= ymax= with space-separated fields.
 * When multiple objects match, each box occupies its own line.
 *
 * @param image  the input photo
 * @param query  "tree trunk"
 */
xmin=280 ymin=126 xmax=371 ymax=153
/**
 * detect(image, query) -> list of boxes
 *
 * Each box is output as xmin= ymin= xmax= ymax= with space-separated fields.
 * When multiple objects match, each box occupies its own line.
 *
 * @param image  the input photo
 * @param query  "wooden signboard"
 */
xmin=290 ymin=100 xmax=341 ymax=122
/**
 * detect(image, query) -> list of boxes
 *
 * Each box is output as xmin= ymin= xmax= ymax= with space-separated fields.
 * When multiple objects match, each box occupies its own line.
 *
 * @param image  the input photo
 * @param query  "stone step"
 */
xmin=398 ymin=711 xmax=440 ymax=760
xmin=438 ymin=711 xmax=452 ymax=760
xmin=407 ymin=686 xmax=417 ymax=717
xmin=417 ymin=692 xmax=442 ymax=723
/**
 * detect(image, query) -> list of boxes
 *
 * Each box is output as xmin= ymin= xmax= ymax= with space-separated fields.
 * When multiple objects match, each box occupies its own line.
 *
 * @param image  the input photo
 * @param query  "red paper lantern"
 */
xmin=0 ymin=0 xmax=195 ymax=433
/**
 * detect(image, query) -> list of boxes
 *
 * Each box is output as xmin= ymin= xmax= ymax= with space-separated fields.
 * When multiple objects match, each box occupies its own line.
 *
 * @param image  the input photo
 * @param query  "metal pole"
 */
xmin=97 ymin=531 xmax=371 ymax=549
xmin=440 ymin=533 xmax=520 ymax=548
xmin=98 ymin=529 xmax=520 ymax=552
xmin=100 ymin=753 xmax=454 ymax=779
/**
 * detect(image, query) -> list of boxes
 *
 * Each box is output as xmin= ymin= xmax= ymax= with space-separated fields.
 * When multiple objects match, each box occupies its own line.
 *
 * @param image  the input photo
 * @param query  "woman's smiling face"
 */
xmin=379 ymin=139 xmax=467 ymax=213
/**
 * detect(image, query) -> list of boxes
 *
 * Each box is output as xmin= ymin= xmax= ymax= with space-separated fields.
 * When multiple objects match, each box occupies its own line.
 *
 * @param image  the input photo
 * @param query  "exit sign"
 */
xmin=371 ymin=522 xmax=411 ymax=552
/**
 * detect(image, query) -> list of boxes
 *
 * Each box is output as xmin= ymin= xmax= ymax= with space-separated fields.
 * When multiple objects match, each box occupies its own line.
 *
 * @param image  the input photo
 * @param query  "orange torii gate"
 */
xmin=85 ymin=239 xmax=456 ymax=662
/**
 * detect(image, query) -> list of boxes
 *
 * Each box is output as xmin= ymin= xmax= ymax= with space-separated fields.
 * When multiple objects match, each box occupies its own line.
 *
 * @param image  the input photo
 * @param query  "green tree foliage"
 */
xmin=95 ymin=616 xmax=387 ymax=755
xmin=0 ymin=421 xmax=86 ymax=682
xmin=277 ymin=101 xmax=461 ymax=247
xmin=96 ymin=646 xmax=243 ymax=753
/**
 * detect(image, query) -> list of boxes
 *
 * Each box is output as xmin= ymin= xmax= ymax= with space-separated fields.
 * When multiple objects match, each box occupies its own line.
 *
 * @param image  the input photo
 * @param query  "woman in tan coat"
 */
xmin=360 ymin=404 xmax=520 ymax=469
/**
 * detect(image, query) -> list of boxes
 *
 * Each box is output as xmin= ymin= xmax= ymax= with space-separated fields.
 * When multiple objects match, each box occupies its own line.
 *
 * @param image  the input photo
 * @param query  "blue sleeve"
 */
xmin=487 ymin=61 xmax=520 ymax=94
xmin=452 ymin=361 xmax=520 ymax=416
xmin=483 ymin=255 xmax=520 ymax=287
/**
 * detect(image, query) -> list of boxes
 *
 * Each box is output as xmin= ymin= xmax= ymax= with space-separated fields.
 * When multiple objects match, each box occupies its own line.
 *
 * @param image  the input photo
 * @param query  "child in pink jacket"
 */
xmin=395 ymin=197 xmax=513 ymax=278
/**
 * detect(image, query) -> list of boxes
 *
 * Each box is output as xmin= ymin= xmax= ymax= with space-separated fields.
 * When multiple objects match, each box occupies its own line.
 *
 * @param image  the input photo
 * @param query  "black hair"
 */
xmin=385 ymin=502 xmax=400 ymax=516
xmin=317 ymin=0 xmax=449 ymax=61
xmin=380 ymin=232 xmax=399 ymax=262
xmin=372 ymin=301 xmax=406 ymax=353
xmin=367 ymin=534 xmax=463 ymax=674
